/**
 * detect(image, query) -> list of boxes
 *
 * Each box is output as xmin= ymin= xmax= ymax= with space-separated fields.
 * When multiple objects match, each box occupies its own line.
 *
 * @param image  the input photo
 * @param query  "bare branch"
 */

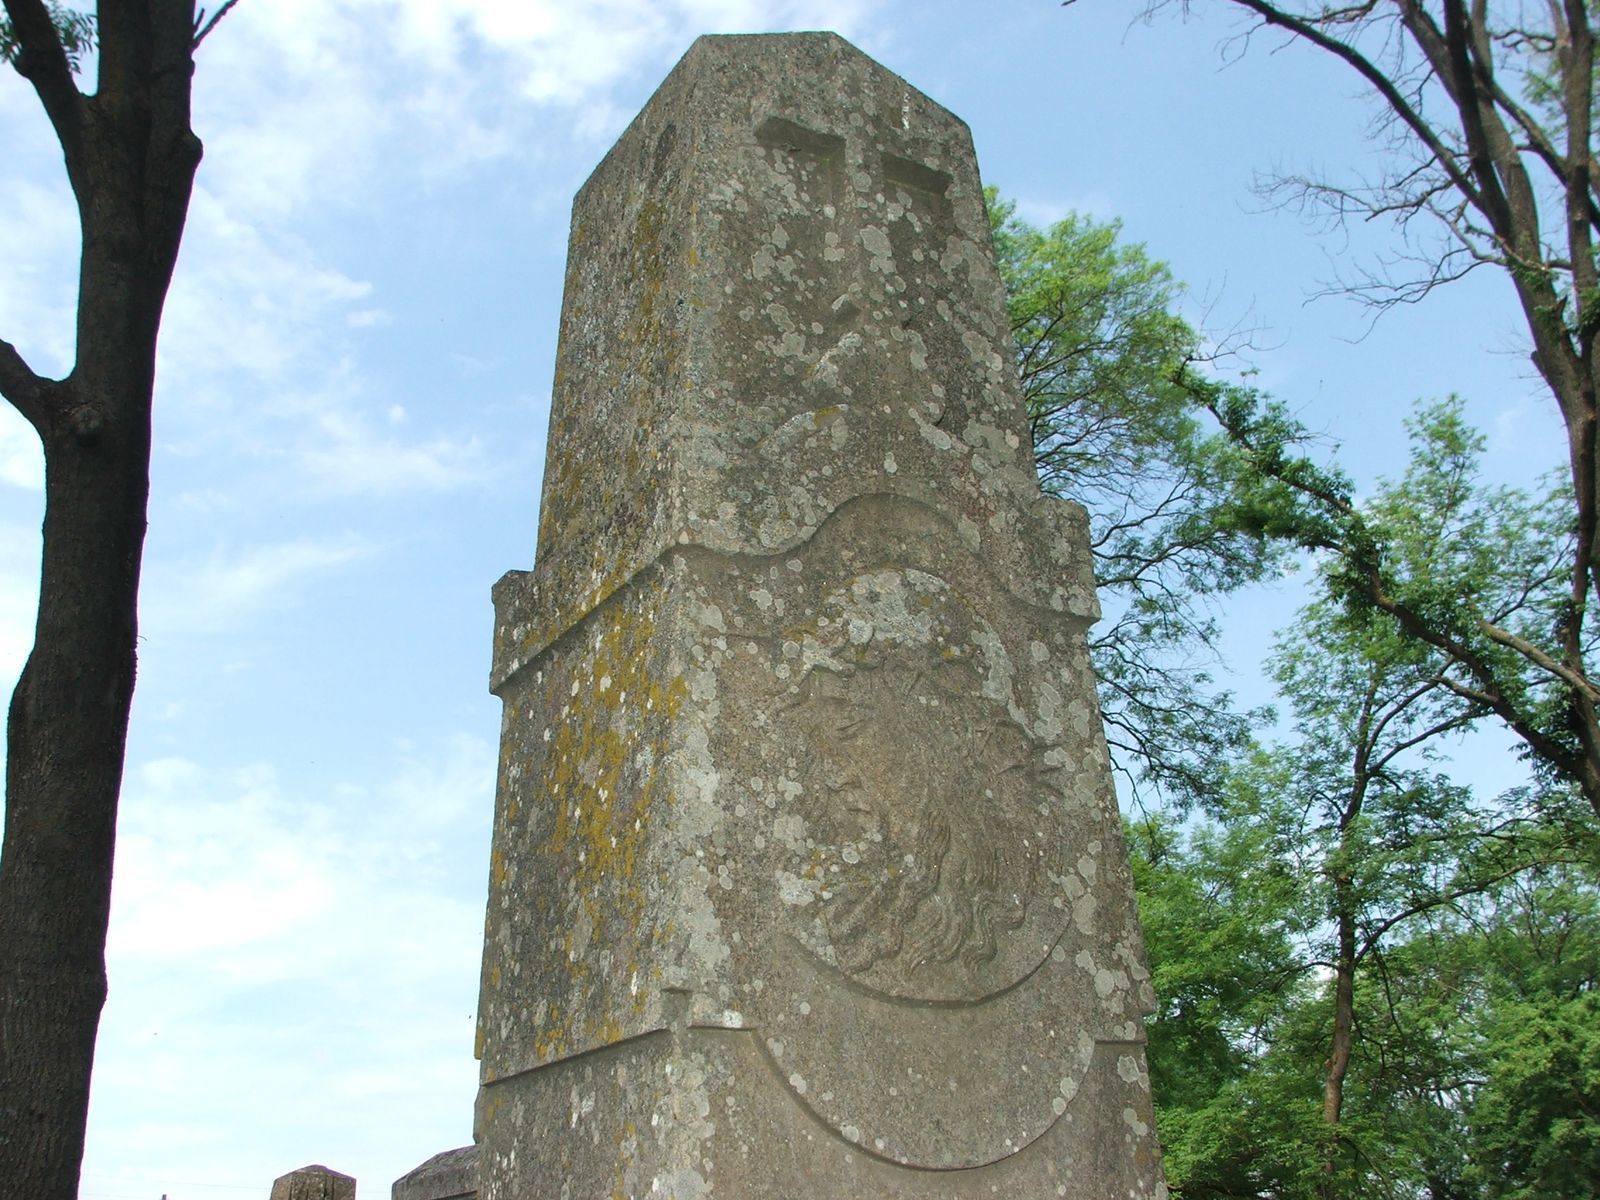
xmin=1229 ymin=0 xmax=1491 ymax=216
xmin=192 ymin=0 xmax=241 ymax=49
xmin=1368 ymin=704 xmax=1481 ymax=775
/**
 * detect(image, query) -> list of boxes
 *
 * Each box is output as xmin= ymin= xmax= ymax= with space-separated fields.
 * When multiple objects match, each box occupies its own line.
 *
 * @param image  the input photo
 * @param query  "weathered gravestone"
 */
xmin=477 ymin=31 xmax=1166 ymax=1199
xmin=269 ymin=1165 xmax=356 ymax=1200
xmin=393 ymin=1146 xmax=477 ymax=1200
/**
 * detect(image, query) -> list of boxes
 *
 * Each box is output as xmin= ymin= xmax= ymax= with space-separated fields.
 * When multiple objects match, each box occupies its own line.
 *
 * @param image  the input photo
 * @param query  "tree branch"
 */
xmin=1477 ymin=613 xmax=1600 ymax=701
xmin=192 ymin=0 xmax=240 ymax=49
xmin=0 ymin=333 xmax=55 ymax=431
xmin=1228 ymin=0 xmax=1492 ymax=218
xmin=1357 ymin=858 xmax=1563 ymax=953
xmin=1 ymin=0 xmax=85 ymax=174
xmin=1368 ymin=705 xmax=1481 ymax=776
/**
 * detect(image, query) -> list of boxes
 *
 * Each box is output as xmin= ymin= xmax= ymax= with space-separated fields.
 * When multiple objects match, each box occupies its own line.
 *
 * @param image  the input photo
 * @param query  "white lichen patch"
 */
xmin=776 ymin=870 xmax=820 ymax=907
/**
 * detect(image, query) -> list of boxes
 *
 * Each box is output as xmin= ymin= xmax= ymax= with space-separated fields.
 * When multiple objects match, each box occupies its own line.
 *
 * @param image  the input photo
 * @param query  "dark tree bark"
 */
xmin=0 ymin=4 xmax=213 ymax=1196
xmin=1322 ymin=845 xmax=1360 ymax=1198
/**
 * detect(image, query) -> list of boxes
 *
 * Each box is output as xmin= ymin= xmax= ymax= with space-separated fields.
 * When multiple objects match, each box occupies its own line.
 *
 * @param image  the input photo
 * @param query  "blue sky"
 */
xmin=0 ymin=2 xmax=1559 ymax=1196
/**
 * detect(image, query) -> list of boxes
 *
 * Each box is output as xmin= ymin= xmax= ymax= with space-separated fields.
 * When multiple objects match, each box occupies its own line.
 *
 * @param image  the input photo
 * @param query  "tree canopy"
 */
xmin=1123 ymin=404 xmax=1598 ymax=1194
xmin=996 ymin=27 xmax=1600 ymax=1162
xmin=988 ymin=190 xmax=1278 ymax=809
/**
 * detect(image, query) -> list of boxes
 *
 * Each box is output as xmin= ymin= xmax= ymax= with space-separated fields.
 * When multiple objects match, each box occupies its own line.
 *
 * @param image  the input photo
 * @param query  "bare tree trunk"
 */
xmin=0 ymin=4 xmax=202 ymax=1196
xmin=0 ymin=408 xmax=150 ymax=1196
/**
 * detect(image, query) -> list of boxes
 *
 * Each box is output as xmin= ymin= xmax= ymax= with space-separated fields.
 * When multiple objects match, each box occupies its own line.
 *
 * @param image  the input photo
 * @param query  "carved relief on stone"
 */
xmin=770 ymin=567 xmax=1067 ymax=1005
xmin=692 ymin=522 xmax=1124 ymax=1170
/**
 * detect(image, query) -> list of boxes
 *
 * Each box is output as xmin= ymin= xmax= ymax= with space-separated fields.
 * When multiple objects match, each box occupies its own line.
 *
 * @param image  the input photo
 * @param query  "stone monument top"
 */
xmin=492 ymin=31 xmax=1098 ymax=689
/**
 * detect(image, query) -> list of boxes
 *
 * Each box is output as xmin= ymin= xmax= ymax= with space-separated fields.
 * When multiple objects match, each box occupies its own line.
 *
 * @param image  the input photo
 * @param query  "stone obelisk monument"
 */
xmin=477 ymin=32 xmax=1166 ymax=1198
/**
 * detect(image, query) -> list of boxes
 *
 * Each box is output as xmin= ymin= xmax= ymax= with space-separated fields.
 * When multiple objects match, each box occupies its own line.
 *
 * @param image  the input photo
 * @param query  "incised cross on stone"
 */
xmin=749 ymin=113 xmax=962 ymax=416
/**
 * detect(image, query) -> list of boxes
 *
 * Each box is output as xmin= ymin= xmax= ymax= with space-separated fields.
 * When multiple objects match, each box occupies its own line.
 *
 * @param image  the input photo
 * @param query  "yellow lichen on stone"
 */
xmin=525 ymin=580 xmax=689 ymax=1056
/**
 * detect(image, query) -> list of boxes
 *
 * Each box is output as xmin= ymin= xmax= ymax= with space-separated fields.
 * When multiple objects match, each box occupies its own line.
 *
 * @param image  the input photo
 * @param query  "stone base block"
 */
xmin=477 ymin=1027 xmax=1164 ymax=1198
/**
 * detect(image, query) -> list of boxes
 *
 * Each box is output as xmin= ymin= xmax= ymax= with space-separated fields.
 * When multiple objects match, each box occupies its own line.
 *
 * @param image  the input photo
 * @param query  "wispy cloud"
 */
xmin=0 ymin=515 xmax=42 ymax=689
xmin=296 ymin=407 xmax=490 ymax=496
xmin=158 ymin=187 xmax=376 ymax=396
xmin=86 ymin=733 xmax=496 ymax=1194
xmin=111 ymin=760 xmax=337 ymax=963
xmin=0 ymin=175 xmax=80 ymax=378
xmin=1012 ymin=190 xmax=1120 ymax=227
xmin=147 ymin=536 xmax=374 ymax=637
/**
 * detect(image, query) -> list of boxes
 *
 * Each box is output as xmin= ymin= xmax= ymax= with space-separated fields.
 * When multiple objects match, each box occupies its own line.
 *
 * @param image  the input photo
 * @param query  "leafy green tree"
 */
xmin=1098 ymin=0 xmax=1600 ymax=815
xmin=1133 ymin=402 xmax=1598 ymax=1199
xmin=1129 ymin=808 xmax=1324 ymax=1197
xmin=1466 ymin=867 xmax=1600 ymax=1200
xmin=1139 ymin=742 xmax=1594 ymax=1200
xmin=988 ymin=192 xmax=1278 ymax=808
xmin=1471 ymin=988 xmax=1600 ymax=1198
xmin=0 ymin=4 xmax=235 ymax=1197
xmin=1191 ymin=382 xmax=1598 ymax=821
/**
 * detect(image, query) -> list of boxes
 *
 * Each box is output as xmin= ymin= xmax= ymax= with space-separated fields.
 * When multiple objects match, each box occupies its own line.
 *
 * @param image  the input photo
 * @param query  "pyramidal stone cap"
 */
xmin=476 ymin=30 xmax=1166 ymax=1200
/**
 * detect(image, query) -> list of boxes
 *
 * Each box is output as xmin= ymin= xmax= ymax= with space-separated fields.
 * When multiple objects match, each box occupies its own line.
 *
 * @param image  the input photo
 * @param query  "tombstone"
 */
xmin=269 ymin=1165 xmax=355 ymax=1200
xmin=392 ymin=1146 xmax=477 ymax=1200
xmin=477 ymin=31 xmax=1166 ymax=1199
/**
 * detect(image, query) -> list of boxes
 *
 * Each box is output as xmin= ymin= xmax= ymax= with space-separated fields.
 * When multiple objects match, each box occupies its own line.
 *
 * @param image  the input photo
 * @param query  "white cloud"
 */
xmin=106 ymin=734 xmax=493 ymax=1004
xmin=190 ymin=0 xmax=878 ymax=211
xmin=85 ymin=734 xmax=495 ymax=1194
xmin=0 ymin=175 xmax=80 ymax=378
xmin=450 ymin=352 xmax=501 ymax=376
xmin=190 ymin=2 xmax=395 ymax=225
xmin=137 ymin=0 xmax=882 ymax=519
xmin=159 ymin=186 xmax=375 ymax=396
xmin=361 ymin=0 xmax=871 ymax=106
xmin=296 ymin=406 xmax=489 ymax=495
xmin=1012 ymin=190 xmax=1120 ymax=227
xmin=1489 ymin=394 xmax=1563 ymax=473
xmin=111 ymin=764 xmax=337 ymax=962
xmin=146 ymin=536 xmax=373 ymax=636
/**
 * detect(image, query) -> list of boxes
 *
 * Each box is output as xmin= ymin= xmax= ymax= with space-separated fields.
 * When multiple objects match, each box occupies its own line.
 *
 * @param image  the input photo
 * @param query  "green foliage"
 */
xmin=0 ymin=3 xmax=96 ymax=73
xmin=1129 ymin=404 xmax=1600 ymax=1196
xmin=989 ymin=198 xmax=1599 ymax=1195
xmin=1130 ymin=808 xmax=1326 ymax=1197
xmin=1051 ymin=3 xmax=1600 ymax=1191
xmin=1200 ymin=387 xmax=1591 ymax=800
xmin=1139 ymin=796 xmax=1598 ymax=1198
xmin=1466 ymin=869 xmax=1600 ymax=1200
xmin=1471 ymin=992 xmax=1600 ymax=1199
xmin=988 ymin=190 xmax=1280 ymax=808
